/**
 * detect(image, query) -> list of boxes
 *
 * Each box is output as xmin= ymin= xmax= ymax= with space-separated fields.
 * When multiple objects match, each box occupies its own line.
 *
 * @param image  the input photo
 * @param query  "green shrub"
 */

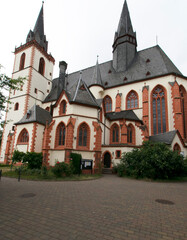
xmin=52 ymin=161 xmax=72 ymax=177
xmin=23 ymin=152 xmax=43 ymax=169
xmin=41 ymin=165 xmax=48 ymax=177
xmin=115 ymin=163 xmax=126 ymax=177
xmin=12 ymin=150 xmax=26 ymax=163
xmin=119 ymin=141 xmax=185 ymax=179
xmin=70 ymin=153 xmax=82 ymax=174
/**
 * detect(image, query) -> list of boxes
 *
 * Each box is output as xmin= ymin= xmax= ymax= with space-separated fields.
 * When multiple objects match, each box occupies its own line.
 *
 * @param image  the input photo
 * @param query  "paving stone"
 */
xmin=0 ymin=175 xmax=187 ymax=240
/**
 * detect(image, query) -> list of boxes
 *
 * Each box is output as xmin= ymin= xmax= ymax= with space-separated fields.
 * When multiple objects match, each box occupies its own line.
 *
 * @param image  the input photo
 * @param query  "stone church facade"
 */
xmin=1 ymin=1 xmax=187 ymax=171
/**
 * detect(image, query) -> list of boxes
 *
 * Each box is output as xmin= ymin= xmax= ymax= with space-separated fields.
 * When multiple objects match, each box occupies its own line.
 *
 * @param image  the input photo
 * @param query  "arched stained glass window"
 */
xmin=127 ymin=91 xmax=138 ymax=109
xmin=78 ymin=123 xmax=88 ymax=146
xmin=56 ymin=123 xmax=66 ymax=146
xmin=152 ymin=86 xmax=166 ymax=135
xmin=18 ymin=129 xmax=29 ymax=143
xmin=104 ymin=96 xmax=112 ymax=113
xmin=127 ymin=125 xmax=132 ymax=143
xmin=60 ymin=100 xmax=66 ymax=115
xmin=112 ymin=125 xmax=119 ymax=143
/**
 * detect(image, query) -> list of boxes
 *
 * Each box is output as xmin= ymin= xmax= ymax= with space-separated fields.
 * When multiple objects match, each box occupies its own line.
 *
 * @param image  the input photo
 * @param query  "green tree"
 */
xmin=0 ymin=65 xmax=24 ymax=112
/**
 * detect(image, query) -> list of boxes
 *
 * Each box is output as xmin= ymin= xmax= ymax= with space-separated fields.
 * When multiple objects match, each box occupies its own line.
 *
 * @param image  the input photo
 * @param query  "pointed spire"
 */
xmin=91 ymin=56 xmax=103 ymax=86
xmin=112 ymin=0 xmax=137 ymax=72
xmin=33 ymin=3 xmax=44 ymax=38
xmin=26 ymin=3 xmax=48 ymax=52
xmin=117 ymin=0 xmax=133 ymax=36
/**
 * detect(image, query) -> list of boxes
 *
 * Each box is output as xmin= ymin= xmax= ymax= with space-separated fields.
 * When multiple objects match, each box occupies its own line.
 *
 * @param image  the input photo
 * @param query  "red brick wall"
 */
xmin=115 ymin=93 xmax=121 ymax=112
xmin=4 ymin=134 xmax=13 ymax=164
xmin=42 ymin=120 xmax=55 ymax=166
xmin=120 ymin=120 xmax=127 ymax=144
xmin=66 ymin=118 xmax=76 ymax=149
xmin=30 ymin=123 xmax=37 ymax=152
xmin=171 ymin=82 xmax=184 ymax=138
xmin=142 ymin=86 xmax=149 ymax=135
xmin=92 ymin=121 xmax=102 ymax=172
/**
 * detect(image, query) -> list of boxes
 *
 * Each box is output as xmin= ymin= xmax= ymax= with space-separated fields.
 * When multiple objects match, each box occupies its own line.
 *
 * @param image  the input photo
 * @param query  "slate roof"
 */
xmin=149 ymin=130 xmax=177 ymax=145
xmin=43 ymin=45 xmax=182 ymax=105
xmin=15 ymin=104 xmax=52 ymax=126
xmin=106 ymin=110 xmax=141 ymax=122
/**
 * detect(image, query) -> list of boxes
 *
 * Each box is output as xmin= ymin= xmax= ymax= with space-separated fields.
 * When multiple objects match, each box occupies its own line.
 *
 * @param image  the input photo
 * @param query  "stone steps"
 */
xmin=102 ymin=168 xmax=113 ymax=174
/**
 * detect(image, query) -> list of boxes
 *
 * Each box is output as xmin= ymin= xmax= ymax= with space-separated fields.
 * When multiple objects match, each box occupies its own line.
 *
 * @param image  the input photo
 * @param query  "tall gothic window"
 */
xmin=19 ymin=53 xmax=25 ymax=71
xmin=56 ymin=123 xmax=66 ymax=147
xmin=18 ymin=129 xmax=29 ymax=143
xmin=127 ymin=125 xmax=132 ymax=143
xmin=104 ymin=96 xmax=112 ymax=113
xmin=78 ymin=123 xmax=88 ymax=147
xmin=38 ymin=57 xmax=45 ymax=75
xmin=152 ymin=86 xmax=166 ymax=135
xmin=179 ymin=86 xmax=186 ymax=139
xmin=60 ymin=100 xmax=66 ymax=115
xmin=127 ymin=91 xmax=138 ymax=109
xmin=111 ymin=124 xmax=119 ymax=143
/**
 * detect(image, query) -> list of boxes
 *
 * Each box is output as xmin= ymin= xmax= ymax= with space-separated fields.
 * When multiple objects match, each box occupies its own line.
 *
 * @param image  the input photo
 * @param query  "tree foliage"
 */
xmin=116 ymin=141 xmax=185 ymax=179
xmin=0 ymin=65 xmax=24 ymax=112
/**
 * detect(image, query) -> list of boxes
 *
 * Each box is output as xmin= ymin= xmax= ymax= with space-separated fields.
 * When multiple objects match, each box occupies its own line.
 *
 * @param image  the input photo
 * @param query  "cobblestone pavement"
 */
xmin=0 ymin=175 xmax=186 ymax=240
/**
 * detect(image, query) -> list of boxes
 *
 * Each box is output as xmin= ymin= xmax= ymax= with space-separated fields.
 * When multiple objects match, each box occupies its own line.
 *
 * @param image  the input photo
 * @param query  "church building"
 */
xmin=1 ymin=1 xmax=187 ymax=172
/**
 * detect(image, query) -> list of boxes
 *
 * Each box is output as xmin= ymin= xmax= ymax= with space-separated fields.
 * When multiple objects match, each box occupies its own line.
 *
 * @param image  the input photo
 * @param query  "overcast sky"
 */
xmin=0 ymin=0 xmax=187 ymax=78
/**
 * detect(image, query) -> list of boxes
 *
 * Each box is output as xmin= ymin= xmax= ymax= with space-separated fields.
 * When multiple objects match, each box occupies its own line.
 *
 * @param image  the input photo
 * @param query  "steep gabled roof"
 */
xmin=70 ymin=72 xmax=100 ymax=108
xmin=15 ymin=105 xmax=52 ymax=126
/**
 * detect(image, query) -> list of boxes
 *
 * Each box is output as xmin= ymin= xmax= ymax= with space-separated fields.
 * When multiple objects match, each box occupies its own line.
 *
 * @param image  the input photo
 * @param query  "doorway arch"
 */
xmin=103 ymin=152 xmax=111 ymax=168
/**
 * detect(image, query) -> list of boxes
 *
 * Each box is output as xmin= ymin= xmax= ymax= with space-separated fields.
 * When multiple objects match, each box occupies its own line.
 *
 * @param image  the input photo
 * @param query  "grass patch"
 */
xmin=0 ymin=164 xmax=11 ymax=168
xmin=2 ymin=170 xmax=102 ymax=181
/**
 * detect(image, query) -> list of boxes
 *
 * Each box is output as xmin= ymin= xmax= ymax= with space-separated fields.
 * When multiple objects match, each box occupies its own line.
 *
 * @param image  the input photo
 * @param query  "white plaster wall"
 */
xmin=33 ymin=48 xmax=54 ymax=80
xmin=16 ymin=145 xmax=28 ymax=153
xmin=101 ymin=146 xmax=135 ymax=166
xmin=49 ymin=150 xmax=65 ymax=165
xmin=72 ymin=150 xmax=94 ymax=160
xmin=15 ymin=124 xmax=34 ymax=152
xmin=89 ymin=86 xmax=104 ymax=99
xmin=171 ymin=134 xmax=187 ymax=157
xmin=13 ymin=48 xmax=32 ymax=73
xmin=35 ymin=124 xmax=45 ymax=152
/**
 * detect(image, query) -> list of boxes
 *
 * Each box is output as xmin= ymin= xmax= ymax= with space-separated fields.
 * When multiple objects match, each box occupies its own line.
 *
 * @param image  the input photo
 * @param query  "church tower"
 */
xmin=112 ymin=0 xmax=137 ymax=72
xmin=0 ymin=3 xmax=55 ymax=163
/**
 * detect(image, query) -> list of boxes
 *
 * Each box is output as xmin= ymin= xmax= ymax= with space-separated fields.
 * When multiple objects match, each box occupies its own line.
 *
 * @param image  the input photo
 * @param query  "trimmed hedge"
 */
xmin=70 ymin=153 xmax=82 ymax=174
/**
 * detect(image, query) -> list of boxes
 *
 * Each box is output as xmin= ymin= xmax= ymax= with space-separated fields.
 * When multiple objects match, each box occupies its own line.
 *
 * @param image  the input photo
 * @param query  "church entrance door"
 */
xmin=104 ymin=152 xmax=111 ymax=168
